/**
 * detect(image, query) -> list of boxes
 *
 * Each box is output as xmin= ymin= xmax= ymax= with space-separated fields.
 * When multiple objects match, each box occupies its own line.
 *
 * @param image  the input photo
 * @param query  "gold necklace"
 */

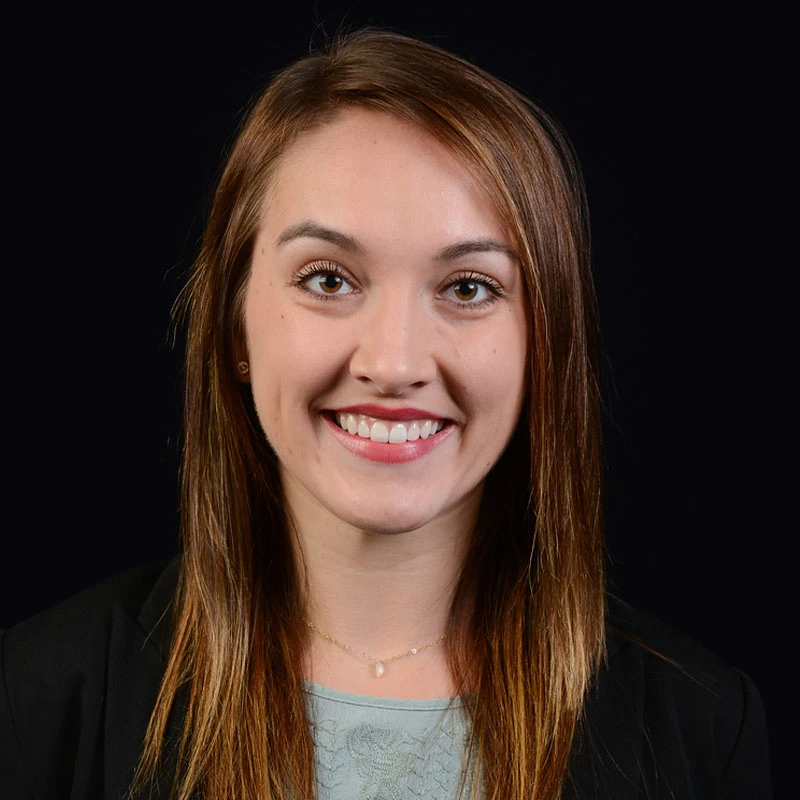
xmin=303 ymin=618 xmax=447 ymax=678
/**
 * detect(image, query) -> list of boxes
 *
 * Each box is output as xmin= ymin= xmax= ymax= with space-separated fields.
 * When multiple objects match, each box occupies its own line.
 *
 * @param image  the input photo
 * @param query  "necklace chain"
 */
xmin=303 ymin=618 xmax=447 ymax=678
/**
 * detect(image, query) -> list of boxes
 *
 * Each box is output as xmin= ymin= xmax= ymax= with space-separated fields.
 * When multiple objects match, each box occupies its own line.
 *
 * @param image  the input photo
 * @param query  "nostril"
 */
xmin=349 ymin=355 xmax=436 ymax=394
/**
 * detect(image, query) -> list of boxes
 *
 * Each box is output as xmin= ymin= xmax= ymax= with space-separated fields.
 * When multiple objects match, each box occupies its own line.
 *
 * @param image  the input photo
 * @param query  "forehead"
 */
xmin=259 ymin=109 xmax=509 ymax=249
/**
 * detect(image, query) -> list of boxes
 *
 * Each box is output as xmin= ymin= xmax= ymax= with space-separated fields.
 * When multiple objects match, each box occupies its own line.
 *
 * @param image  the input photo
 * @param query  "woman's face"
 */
xmin=244 ymin=109 xmax=528 ymax=535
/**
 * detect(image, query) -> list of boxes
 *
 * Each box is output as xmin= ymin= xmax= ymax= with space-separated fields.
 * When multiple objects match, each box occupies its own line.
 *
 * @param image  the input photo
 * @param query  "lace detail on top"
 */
xmin=304 ymin=683 xmax=480 ymax=800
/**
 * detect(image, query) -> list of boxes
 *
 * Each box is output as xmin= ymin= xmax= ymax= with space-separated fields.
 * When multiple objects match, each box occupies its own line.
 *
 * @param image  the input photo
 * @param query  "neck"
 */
xmin=283 ymin=475 xmax=479 ymax=697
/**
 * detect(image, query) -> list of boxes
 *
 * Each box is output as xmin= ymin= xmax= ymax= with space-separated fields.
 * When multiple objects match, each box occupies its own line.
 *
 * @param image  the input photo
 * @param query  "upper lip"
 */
xmin=330 ymin=404 xmax=447 ymax=422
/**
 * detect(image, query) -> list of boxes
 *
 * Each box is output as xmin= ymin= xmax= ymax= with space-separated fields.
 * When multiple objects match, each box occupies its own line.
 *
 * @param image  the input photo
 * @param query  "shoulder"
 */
xmin=606 ymin=594 xmax=747 ymax=701
xmin=3 ymin=561 xmax=174 ymax=651
xmin=570 ymin=596 xmax=772 ymax=799
xmin=2 ymin=560 xmax=178 ymax=690
xmin=606 ymin=597 xmax=766 ymax=746
xmin=1 ymin=560 xmax=179 ymax=799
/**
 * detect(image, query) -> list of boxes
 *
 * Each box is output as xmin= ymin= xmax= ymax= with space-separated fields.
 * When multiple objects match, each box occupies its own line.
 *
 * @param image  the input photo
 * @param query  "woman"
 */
xmin=0 ymin=30 xmax=770 ymax=800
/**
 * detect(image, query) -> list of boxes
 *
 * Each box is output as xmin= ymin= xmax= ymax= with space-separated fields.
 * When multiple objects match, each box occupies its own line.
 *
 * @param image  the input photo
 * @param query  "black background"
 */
xmin=5 ymin=2 xmax=789 ymax=794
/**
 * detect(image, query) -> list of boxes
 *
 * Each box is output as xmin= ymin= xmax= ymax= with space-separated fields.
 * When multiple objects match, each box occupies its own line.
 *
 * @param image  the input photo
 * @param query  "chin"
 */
xmin=335 ymin=491 xmax=472 ymax=537
xmin=342 ymin=508 xmax=441 ymax=537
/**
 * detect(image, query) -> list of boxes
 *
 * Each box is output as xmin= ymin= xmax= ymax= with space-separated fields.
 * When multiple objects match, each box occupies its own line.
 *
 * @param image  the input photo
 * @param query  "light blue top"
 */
xmin=304 ymin=682 xmax=479 ymax=799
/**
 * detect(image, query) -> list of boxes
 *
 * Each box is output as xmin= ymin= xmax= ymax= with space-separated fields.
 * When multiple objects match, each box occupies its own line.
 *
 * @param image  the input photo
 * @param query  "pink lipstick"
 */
xmin=322 ymin=408 xmax=454 ymax=464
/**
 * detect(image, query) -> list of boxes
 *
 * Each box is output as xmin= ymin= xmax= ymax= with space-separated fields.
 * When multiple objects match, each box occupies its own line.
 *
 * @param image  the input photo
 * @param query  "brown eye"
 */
xmin=452 ymin=281 xmax=479 ymax=301
xmin=441 ymin=273 xmax=503 ymax=309
xmin=295 ymin=261 xmax=356 ymax=299
xmin=318 ymin=274 xmax=344 ymax=293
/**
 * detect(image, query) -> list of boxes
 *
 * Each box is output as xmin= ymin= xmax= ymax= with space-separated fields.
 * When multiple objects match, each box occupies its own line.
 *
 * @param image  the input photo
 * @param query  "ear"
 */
xmin=232 ymin=305 xmax=251 ymax=383
xmin=236 ymin=359 xmax=251 ymax=383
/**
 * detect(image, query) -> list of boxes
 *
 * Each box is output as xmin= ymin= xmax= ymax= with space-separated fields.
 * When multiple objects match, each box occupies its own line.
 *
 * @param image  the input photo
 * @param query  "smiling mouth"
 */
xmin=332 ymin=412 xmax=446 ymax=444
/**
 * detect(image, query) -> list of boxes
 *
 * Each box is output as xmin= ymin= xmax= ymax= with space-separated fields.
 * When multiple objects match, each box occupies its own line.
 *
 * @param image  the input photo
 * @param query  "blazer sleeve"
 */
xmin=582 ymin=601 xmax=774 ymax=800
xmin=0 ymin=630 xmax=34 ymax=798
xmin=720 ymin=669 xmax=772 ymax=799
xmin=0 ymin=563 xmax=173 ymax=800
xmin=0 ymin=617 xmax=108 ymax=800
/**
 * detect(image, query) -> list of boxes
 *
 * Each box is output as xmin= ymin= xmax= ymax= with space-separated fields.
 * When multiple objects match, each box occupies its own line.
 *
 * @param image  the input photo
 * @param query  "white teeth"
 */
xmin=370 ymin=422 xmax=389 ymax=442
xmin=388 ymin=424 xmax=407 ymax=444
xmin=334 ymin=413 xmax=445 ymax=444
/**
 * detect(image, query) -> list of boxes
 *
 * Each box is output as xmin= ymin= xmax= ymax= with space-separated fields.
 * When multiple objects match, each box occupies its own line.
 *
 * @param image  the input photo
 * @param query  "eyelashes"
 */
xmin=441 ymin=271 xmax=506 ymax=308
xmin=291 ymin=261 xmax=506 ymax=309
xmin=292 ymin=261 xmax=356 ymax=299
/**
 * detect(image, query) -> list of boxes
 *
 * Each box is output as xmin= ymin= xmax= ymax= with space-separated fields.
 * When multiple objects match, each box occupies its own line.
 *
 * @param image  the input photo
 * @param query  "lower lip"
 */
xmin=322 ymin=414 xmax=455 ymax=463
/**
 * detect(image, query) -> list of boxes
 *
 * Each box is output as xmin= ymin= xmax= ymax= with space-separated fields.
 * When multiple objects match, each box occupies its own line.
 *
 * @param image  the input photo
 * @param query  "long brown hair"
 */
xmin=134 ymin=29 xmax=605 ymax=800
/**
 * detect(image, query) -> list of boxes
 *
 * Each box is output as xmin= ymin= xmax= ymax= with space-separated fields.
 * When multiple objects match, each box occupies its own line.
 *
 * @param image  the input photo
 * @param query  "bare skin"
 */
xmin=292 ymin=474 xmax=478 ymax=698
xmin=244 ymin=110 xmax=527 ymax=698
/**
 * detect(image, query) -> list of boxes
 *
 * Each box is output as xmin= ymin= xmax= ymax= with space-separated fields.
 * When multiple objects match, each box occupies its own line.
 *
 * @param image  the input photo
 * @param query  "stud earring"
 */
xmin=237 ymin=361 xmax=250 ymax=375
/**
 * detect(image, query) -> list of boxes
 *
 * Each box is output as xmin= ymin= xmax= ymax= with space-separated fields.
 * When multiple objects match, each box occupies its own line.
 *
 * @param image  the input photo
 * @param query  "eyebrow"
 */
xmin=276 ymin=222 xmax=365 ymax=254
xmin=434 ymin=238 xmax=518 ymax=262
xmin=276 ymin=221 xmax=517 ymax=262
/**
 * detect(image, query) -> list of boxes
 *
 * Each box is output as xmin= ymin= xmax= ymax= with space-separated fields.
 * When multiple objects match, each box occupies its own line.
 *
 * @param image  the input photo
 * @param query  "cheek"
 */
xmin=456 ymin=318 xmax=528 ymax=418
xmin=245 ymin=305 xmax=347 ymax=427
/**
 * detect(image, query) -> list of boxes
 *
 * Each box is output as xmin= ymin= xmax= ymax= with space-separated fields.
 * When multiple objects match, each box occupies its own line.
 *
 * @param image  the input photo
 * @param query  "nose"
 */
xmin=349 ymin=290 xmax=437 ymax=395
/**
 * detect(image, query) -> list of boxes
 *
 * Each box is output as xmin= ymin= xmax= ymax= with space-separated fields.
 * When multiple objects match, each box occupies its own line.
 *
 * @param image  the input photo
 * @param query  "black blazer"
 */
xmin=1 ymin=561 xmax=772 ymax=799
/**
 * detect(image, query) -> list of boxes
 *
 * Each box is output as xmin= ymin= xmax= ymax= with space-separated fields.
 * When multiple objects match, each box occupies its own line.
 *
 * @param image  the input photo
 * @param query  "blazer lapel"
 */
xmin=103 ymin=561 xmax=181 ymax=800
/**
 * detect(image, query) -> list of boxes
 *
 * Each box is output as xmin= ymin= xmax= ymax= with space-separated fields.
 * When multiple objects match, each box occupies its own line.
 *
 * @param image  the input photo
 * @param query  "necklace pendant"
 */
xmin=374 ymin=661 xmax=385 ymax=678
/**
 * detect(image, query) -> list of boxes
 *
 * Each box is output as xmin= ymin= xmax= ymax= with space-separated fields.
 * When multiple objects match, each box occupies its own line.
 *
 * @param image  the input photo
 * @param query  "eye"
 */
xmin=314 ymin=273 xmax=347 ymax=294
xmin=293 ymin=261 xmax=357 ymax=298
xmin=441 ymin=272 xmax=505 ymax=308
xmin=450 ymin=280 xmax=482 ymax=302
